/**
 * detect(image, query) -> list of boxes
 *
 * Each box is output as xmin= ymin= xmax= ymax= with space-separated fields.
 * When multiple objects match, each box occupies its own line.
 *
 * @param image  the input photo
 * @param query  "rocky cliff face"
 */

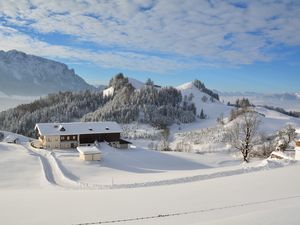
xmin=0 ymin=50 xmax=94 ymax=95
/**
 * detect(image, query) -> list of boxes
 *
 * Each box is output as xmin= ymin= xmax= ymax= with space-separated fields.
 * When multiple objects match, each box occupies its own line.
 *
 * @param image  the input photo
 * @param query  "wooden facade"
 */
xmin=35 ymin=122 xmax=126 ymax=149
xmin=78 ymin=132 xmax=120 ymax=144
xmin=36 ymin=132 xmax=121 ymax=149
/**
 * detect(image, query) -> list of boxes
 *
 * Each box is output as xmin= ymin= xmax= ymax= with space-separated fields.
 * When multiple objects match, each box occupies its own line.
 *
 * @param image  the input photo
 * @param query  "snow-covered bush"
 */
xmin=274 ymin=124 xmax=297 ymax=151
xmin=171 ymin=126 xmax=230 ymax=152
xmin=251 ymin=140 xmax=275 ymax=158
xmin=122 ymin=124 xmax=161 ymax=140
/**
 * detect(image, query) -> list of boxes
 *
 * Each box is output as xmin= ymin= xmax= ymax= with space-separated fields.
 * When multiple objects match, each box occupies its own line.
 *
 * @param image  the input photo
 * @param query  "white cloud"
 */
xmin=0 ymin=0 xmax=299 ymax=71
xmin=0 ymin=24 xmax=196 ymax=73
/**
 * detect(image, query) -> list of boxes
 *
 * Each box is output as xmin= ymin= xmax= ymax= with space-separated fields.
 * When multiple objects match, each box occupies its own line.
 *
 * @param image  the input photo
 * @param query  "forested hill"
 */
xmin=0 ymin=90 xmax=107 ymax=137
xmin=0 ymin=73 xmax=218 ymax=137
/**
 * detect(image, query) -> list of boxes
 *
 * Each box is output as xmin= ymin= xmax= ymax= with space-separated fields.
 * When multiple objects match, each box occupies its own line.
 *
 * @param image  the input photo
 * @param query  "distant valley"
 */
xmin=219 ymin=91 xmax=300 ymax=112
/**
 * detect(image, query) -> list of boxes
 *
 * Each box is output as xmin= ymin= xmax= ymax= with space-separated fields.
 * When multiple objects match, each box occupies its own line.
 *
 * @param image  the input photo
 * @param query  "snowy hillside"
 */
xmin=177 ymin=82 xmax=232 ymax=120
xmin=255 ymin=106 xmax=300 ymax=134
xmin=128 ymin=77 xmax=145 ymax=89
xmin=0 ymin=50 xmax=94 ymax=95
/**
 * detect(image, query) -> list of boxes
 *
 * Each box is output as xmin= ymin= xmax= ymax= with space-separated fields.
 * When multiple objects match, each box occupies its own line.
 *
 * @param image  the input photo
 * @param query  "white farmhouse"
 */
xmin=34 ymin=121 xmax=130 ymax=149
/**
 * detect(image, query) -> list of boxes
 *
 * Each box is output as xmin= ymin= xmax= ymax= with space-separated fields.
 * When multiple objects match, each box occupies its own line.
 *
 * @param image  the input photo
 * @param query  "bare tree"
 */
xmin=160 ymin=128 xmax=171 ymax=151
xmin=230 ymin=111 xmax=261 ymax=162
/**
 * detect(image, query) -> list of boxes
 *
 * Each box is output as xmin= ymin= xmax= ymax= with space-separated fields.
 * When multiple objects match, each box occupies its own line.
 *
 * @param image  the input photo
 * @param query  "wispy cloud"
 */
xmin=0 ymin=0 xmax=299 ymax=72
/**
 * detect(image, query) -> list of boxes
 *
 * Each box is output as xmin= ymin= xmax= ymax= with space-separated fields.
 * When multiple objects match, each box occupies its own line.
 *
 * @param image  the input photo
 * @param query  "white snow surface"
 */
xmin=253 ymin=106 xmax=300 ymax=134
xmin=103 ymin=86 xmax=114 ymax=97
xmin=0 ymin=142 xmax=42 ymax=189
xmin=128 ymin=77 xmax=145 ymax=89
xmin=177 ymin=82 xmax=232 ymax=120
xmin=77 ymin=146 xmax=101 ymax=154
xmin=0 ymin=138 xmax=299 ymax=225
xmin=35 ymin=121 xmax=122 ymax=136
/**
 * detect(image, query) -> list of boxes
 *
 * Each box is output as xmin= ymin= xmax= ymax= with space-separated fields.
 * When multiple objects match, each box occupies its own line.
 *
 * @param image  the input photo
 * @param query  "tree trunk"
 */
xmin=243 ymin=151 xmax=249 ymax=163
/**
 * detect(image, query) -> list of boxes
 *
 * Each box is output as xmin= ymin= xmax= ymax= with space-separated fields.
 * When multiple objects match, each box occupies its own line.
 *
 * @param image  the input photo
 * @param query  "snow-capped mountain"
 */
xmin=219 ymin=91 xmax=300 ymax=111
xmin=0 ymin=50 xmax=94 ymax=95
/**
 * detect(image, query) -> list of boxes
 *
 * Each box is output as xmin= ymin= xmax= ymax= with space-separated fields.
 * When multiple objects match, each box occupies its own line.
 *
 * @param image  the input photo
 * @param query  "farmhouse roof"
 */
xmin=35 ymin=121 xmax=122 ymax=136
xmin=77 ymin=146 xmax=101 ymax=154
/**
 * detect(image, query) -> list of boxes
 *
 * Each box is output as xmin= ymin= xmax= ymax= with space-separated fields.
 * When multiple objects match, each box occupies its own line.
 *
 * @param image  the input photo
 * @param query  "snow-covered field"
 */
xmin=0 ymin=127 xmax=300 ymax=225
xmin=0 ymin=143 xmax=42 ymax=189
xmin=0 ymin=139 xmax=299 ymax=225
xmin=1 ymin=82 xmax=300 ymax=225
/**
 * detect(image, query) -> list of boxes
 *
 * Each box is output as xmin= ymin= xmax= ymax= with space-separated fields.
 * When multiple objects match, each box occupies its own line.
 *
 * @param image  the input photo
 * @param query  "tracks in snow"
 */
xmin=25 ymin=143 xmax=81 ymax=189
xmin=74 ymin=194 xmax=300 ymax=225
xmin=23 ymin=143 xmax=298 ymax=190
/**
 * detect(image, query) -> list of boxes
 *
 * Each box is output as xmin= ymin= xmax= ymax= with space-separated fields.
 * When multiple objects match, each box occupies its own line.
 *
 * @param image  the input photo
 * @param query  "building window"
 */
xmin=73 ymin=136 xmax=76 ymax=140
xmin=67 ymin=136 xmax=70 ymax=141
xmin=61 ymin=136 xmax=64 ymax=141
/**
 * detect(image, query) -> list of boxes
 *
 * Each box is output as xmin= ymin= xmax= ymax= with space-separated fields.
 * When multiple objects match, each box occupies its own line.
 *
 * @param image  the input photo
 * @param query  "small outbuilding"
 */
xmin=295 ymin=138 xmax=300 ymax=160
xmin=296 ymin=139 xmax=300 ymax=147
xmin=3 ymin=135 xmax=18 ymax=144
xmin=77 ymin=146 xmax=101 ymax=161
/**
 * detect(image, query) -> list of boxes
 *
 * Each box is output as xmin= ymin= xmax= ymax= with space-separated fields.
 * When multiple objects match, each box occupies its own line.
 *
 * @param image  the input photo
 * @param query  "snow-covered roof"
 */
xmin=77 ymin=146 xmax=101 ymax=154
xmin=35 ymin=121 xmax=122 ymax=136
xmin=3 ymin=134 xmax=18 ymax=143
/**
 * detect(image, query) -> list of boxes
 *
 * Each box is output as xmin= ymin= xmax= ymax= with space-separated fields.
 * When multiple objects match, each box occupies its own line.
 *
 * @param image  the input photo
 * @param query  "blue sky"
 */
xmin=0 ymin=0 xmax=299 ymax=93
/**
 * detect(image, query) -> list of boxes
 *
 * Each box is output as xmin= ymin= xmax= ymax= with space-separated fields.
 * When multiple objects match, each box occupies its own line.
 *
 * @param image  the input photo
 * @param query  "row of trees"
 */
xmin=263 ymin=105 xmax=300 ymax=118
xmin=193 ymin=79 xmax=219 ymax=101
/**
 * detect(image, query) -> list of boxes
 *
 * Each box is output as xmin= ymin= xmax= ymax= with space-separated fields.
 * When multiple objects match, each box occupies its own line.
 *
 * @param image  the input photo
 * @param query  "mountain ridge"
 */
xmin=0 ymin=50 xmax=94 ymax=95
